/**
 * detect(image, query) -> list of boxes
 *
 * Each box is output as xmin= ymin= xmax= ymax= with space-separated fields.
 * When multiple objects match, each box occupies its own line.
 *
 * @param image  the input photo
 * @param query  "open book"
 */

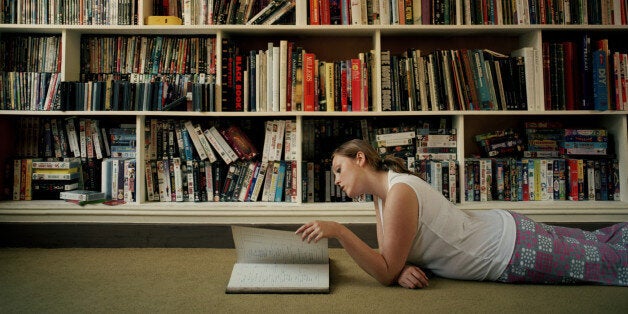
xmin=226 ymin=226 xmax=329 ymax=293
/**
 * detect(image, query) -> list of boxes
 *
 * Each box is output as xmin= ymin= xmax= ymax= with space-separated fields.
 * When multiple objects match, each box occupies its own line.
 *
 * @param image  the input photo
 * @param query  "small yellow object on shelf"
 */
xmin=145 ymin=16 xmax=183 ymax=25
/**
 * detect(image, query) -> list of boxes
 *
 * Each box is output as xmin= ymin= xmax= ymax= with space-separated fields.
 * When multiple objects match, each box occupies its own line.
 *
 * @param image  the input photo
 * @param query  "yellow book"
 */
xmin=33 ymin=167 xmax=79 ymax=174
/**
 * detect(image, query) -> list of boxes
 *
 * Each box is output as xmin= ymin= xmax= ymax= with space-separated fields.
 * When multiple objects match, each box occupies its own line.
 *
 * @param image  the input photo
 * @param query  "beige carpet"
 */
xmin=1 ymin=248 xmax=627 ymax=313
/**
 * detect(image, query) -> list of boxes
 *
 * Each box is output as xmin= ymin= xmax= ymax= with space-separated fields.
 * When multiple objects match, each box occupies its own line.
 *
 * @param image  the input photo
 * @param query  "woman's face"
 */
xmin=332 ymin=154 xmax=364 ymax=198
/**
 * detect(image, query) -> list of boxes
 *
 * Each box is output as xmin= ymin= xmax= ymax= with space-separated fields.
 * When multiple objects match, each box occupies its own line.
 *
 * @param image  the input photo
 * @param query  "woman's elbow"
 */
xmin=375 ymin=273 xmax=398 ymax=286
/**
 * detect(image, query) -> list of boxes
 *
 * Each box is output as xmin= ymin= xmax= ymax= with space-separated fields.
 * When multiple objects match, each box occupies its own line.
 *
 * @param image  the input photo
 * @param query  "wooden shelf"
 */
xmin=1 ymin=200 xmax=626 ymax=224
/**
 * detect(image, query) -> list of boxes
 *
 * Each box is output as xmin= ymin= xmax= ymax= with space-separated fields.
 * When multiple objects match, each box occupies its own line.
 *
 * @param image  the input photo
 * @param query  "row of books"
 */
xmin=464 ymin=157 xmax=620 ymax=202
xmin=524 ymin=122 xmax=611 ymax=157
xmin=141 ymin=117 xmax=299 ymax=203
xmin=376 ymin=126 xmax=458 ymax=163
xmin=1 ymin=35 xmax=62 ymax=73
xmin=145 ymin=158 xmax=298 ymax=202
xmin=302 ymin=158 xmax=459 ymax=203
xmin=476 ymin=123 xmax=612 ymax=159
xmin=56 ymin=77 xmax=214 ymax=112
xmin=152 ymin=0 xmax=296 ymax=25
xmin=381 ymin=48 xmax=534 ymax=112
xmin=543 ymin=36 xmax=628 ymax=111
xmin=12 ymin=116 xmax=136 ymax=161
xmin=308 ymin=0 xmax=628 ymax=25
xmin=1 ymin=0 xmax=138 ymax=25
xmin=0 ymin=72 xmax=61 ymax=111
xmin=221 ymin=39 xmax=374 ymax=112
xmin=145 ymin=118 xmax=295 ymax=164
xmin=8 ymin=158 xmax=102 ymax=201
xmin=102 ymin=157 xmax=136 ymax=202
xmin=81 ymin=35 xmax=217 ymax=76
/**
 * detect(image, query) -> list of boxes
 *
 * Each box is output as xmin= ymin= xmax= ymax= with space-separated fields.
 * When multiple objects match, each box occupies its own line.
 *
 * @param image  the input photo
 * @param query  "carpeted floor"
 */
xmin=1 ymin=248 xmax=627 ymax=313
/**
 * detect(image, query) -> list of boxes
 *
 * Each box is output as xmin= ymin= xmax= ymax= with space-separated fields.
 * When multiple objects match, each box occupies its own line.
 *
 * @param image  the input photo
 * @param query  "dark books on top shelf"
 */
xmin=542 ymin=36 xmax=628 ymax=111
xmin=381 ymin=48 xmax=533 ymax=111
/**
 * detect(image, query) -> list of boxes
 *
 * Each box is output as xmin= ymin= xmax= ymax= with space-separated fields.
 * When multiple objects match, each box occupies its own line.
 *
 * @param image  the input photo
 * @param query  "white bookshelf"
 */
xmin=1 ymin=0 xmax=627 ymax=224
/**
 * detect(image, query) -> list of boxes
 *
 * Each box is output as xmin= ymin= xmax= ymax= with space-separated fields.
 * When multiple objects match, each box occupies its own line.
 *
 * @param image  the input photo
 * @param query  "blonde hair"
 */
xmin=332 ymin=139 xmax=414 ymax=175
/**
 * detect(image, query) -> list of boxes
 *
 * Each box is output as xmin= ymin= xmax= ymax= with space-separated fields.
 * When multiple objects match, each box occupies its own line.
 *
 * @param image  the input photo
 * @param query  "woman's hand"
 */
xmin=397 ymin=265 xmax=429 ymax=289
xmin=296 ymin=221 xmax=342 ymax=243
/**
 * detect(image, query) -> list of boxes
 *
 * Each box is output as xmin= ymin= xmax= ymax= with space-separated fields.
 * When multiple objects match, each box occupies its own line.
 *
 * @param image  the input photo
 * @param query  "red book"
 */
xmin=303 ymin=53 xmax=317 ymax=111
xmin=350 ymin=58 xmax=362 ymax=111
xmin=320 ymin=0 xmax=331 ymax=24
xmin=340 ymin=62 xmax=348 ymax=111
xmin=563 ymin=41 xmax=576 ymax=110
xmin=567 ymin=159 xmax=579 ymax=201
xmin=221 ymin=125 xmax=259 ymax=160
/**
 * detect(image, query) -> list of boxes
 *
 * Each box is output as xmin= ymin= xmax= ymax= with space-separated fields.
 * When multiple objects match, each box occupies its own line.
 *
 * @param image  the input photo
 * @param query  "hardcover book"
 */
xmin=226 ymin=226 xmax=329 ymax=294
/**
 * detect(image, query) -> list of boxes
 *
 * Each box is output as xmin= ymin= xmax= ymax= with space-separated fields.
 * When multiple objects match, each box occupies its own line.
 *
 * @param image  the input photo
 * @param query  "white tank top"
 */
xmin=379 ymin=171 xmax=516 ymax=281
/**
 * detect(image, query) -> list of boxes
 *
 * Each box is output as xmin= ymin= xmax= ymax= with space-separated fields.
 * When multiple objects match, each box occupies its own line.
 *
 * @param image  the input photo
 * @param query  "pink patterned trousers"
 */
xmin=497 ymin=212 xmax=628 ymax=286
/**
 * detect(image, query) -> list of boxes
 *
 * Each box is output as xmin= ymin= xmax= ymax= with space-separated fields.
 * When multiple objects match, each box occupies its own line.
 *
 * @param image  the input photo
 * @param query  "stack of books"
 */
xmin=475 ymin=129 xmax=524 ymax=158
xmin=562 ymin=129 xmax=608 ymax=156
xmin=31 ymin=159 xmax=81 ymax=200
xmin=59 ymin=190 xmax=106 ymax=205
xmin=524 ymin=121 xmax=564 ymax=158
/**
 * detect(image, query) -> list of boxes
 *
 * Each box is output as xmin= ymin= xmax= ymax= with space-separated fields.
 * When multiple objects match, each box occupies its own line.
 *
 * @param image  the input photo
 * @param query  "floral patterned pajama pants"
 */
xmin=497 ymin=212 xmax=628 ymax=286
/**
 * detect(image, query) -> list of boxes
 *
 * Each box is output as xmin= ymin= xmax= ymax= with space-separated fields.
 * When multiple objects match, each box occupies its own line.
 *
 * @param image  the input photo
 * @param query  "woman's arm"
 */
xmin=296 ymin=183 xmax=421 ymax=286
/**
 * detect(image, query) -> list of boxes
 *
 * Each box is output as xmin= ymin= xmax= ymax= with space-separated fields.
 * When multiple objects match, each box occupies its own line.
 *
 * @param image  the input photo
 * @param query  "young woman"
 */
xmin=296 ymin=139 xmax=627 ymax=288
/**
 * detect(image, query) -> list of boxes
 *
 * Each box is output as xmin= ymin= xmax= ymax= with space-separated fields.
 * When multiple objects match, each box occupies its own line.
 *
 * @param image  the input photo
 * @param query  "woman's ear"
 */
xmin=355 ymin=151 xmax=366 ymax=166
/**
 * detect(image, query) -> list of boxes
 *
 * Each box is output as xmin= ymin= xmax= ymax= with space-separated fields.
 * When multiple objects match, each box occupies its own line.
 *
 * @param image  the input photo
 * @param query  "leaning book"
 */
xmin=226 ymin=226 xmax=329 ymax=294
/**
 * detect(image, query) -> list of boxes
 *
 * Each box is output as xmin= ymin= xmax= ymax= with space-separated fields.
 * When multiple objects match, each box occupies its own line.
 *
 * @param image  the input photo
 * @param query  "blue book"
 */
xmin=592 ymin=49 xmax=609 ymax=111
xmin=470 ymin=50 xmax=491 ymax=110
xmin=274 ymin=161 xmax=287 ymax=202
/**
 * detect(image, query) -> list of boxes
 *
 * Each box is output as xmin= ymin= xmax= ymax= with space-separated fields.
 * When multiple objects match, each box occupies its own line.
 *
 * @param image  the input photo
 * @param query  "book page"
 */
xmin=226 ymin=263 xmax=329 ymax=293
xmin=232 ymin=226 xmax=328 ymax=264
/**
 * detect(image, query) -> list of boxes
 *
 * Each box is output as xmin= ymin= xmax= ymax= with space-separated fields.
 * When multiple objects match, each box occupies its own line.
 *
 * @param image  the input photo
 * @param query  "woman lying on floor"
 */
xmin=296 ymin=139 xmax=628 ymax=288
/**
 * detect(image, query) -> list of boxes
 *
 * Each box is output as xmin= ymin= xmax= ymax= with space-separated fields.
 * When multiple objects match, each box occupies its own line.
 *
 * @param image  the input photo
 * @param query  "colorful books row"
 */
xmin=80 ymin=35 xmax=217 ymax=76
xmin=309 ymin=0 xmax=628 ymax=26
xmin=464 ymin=157 xmax=620 ymax=202
xmin=12 ymin=117 xmax=136 ymax=161
xmin=0 ymin=34 xmax=61 ymax=73
xmin=1 ymin=0 xmax=138 ymax=25
xmin=543 ymin=36 xmax=628 ymax=111
xmin=8 ymin=157 xmax=102 ymax=201
xmin=145 ymin=159 xmax=298 ymax=203
xmin=220 ymin=39 xmax=374 ymax=112
xmin=0 ymin=72 xmax=61 ymax=111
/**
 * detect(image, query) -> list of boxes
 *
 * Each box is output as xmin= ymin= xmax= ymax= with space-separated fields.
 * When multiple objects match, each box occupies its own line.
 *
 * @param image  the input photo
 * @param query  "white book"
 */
xmin=65 ymin=117 xmax=80 ymax=158
xmin=184 ymin=121 xmax=209 ymax=161
xmin=279 ymin=40 xmax=288 ymax=111
xmin=209 ymin=126 xmax=239 ymax=163
xmin=273 ymin=120 xmax=286 ymax=161
xmin=272 ymin=46 xmax=280 ymax=112
xmin=283 ymin=120 xmax=297 ymax=161
xmin=204 ymin=128 xmax=234 ymax=164
xmin=173 ymin=157 xmax=184 ymax=202
xmin=351 ymin=0 xmax=363 ymax=25
xmin=226 ymin=226 xmax=329 ymax=294
xmin=156 ymin=160 xmax=171 ymax=202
